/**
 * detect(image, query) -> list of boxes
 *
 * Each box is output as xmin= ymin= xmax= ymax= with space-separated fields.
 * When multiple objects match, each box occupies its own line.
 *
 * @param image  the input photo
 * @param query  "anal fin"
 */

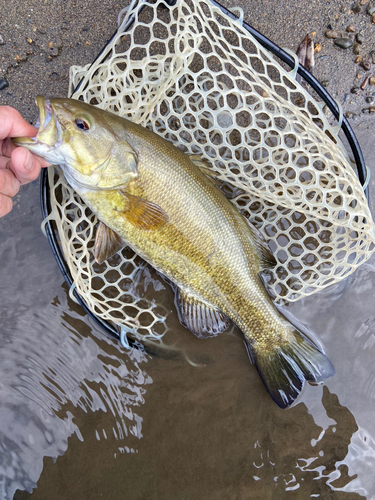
xmin=94 ymin=221 xmax=125 ymax=264
xmin=176 ymin=289 xmax=230 ymax=339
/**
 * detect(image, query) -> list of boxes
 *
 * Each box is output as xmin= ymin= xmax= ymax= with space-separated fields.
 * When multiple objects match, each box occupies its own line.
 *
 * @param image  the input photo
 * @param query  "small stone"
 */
xmin=321 ymin=79 xmax=330 ymax=87
xmin=355 ymin=55 xmax=362 ymax=63
xmin=325 ymin=30 xmax=339 ymax=39
xmin=361 ymin=75 xmax=370 ymax=89
xmin=365 ymin=96 xmax=374 ymax=103
xmin=0 ymin=77 xmax=9 ymax=91
xmin=360 ymin=0 xmax=369 ymax=4
xmin=0 ymin=35 xmax=5 ymax=45
xmin=356 ymin=33 xmax=364 ymax=44
xmin=368 ymin=4 xmax=375 ymax=15
xmin=356 ymin=73 xmax=361 ymax=79
xmin=361 ymin=60 xmax=371 ymax=71
xmin=48 ymin=42 xmax=53 ymax=49
xmin=346 ymin=25 xmax=356 ymax=33
xmin=370 ymin=107 xmax=375 ymax=113
xmin=373 ymin=13 xmax=375 ymax=23
xmin=26 ymin=37 xmax=33 ymax=44
xmin=351 ymin=86 xmax=361 ymax=94
xmin=369 ymin=76 xmax=375 ymax=85
xmin=314 ymin=43 xmax=322 ymax=52
xmin=345 ymin=111 xmax=354 ymax=118
xmin=352 ymin=3 xmax=361 ymax=13
xmin=353 ymin=43 xmax=363 ymax=55
xmin=334 ymin=38 xmax=354 ymax=49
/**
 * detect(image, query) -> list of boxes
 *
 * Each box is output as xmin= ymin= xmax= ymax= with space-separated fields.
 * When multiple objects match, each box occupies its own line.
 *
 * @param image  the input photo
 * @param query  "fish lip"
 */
xmin=35 ymin=95 xmax=52 ymax=132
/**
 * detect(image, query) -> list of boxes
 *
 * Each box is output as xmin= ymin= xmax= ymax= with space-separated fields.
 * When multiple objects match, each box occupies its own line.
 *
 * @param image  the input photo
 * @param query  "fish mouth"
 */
xmin=13 ymin=96 xmax=58 ymax=149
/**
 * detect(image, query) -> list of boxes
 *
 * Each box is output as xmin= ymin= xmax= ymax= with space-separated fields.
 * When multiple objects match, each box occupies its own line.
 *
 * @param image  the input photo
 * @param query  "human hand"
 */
xmin=0 ymin=106 xmax=51 ymax=217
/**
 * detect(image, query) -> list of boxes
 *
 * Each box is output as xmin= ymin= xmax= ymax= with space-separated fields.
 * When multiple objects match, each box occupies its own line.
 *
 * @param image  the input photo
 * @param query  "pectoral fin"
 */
xmin=94 ymin=222 xmax=125 ymax=264
xmin=117 ymin=191 xmax=169 ymax=231
xmin=176 ymin=289 xmax=230 ymax=339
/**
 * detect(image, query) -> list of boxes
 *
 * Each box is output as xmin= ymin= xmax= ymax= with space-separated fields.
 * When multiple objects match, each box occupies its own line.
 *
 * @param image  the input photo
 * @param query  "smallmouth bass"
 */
xmin=14 ymin=97 xmax=334 ymax=408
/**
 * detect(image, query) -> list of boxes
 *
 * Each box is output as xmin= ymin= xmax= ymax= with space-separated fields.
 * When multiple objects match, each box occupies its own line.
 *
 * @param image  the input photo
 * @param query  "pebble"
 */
xmin=325 ymin=29 xmax=339 ymax=38
xmin=352 ymin=3 xmax=361 ymax=13
xmin=356 ymin=33 xmax=364 ymax=44
xmin=353 ymin=43 xmax=363 ymax=55
xmin=321 ymin=79 xmax=330 ymax=87
xmin=345 ymin=111 xmax=356 ymax=118
xmin=368 ymin=4 xmax=375 ymax=15
xmin=365 ymin=96 xmax=374 ymax=103
xmin=360 ymin=0 xmax=369 ymax=4
xmin=361 ymin=61 xmax=371 ymax=71
xmin=355 ymin=55 xmax=362 ymax=63
xmin=351 ymin=86 xmax=361 ymax=93
xmin=346 ymin=25 xmax=357 ymax=32
xmin=0 ymin=77 xmax=9 ymax=91
xmin=334 ymin=38 xmax=354 ymax=49
xmin=0 ymin=35 xmax=4 ymax=45
xmin=361 ymin=75 xmax=370 ymax=89
xmin=362 ymin=106 xmax=375 ymax=113
xmin=370 ymin=76 xmax=375 ymax=85
xmin=371 ymin=52 xmax=375 ymax=64
xmin=373 ymin=13 xmax=375 ymax=23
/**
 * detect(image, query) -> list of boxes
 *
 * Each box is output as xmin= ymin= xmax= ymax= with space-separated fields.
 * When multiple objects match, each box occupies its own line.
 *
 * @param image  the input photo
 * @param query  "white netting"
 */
xmin=46 ymin=0 xmax=375 ymax=340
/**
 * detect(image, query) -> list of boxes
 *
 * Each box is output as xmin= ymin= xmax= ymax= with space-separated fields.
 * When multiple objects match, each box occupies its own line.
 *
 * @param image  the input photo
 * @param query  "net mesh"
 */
xmin=45 ymin=0 xmax=375 ymax=340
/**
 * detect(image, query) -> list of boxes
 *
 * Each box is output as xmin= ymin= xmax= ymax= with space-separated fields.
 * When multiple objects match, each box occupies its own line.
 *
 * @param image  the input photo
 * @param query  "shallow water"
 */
xmin=0 ymin=119 xmax=375 ymax=499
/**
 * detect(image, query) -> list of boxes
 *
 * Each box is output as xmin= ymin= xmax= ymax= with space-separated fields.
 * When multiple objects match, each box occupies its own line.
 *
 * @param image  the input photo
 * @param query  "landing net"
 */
xmin=44 ymin=0 xmax=375 ymax=341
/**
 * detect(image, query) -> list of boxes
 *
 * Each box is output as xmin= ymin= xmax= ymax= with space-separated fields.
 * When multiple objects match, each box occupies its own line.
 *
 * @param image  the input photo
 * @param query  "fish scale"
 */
xmin=14 ymin=96 xmax=335 ymax=408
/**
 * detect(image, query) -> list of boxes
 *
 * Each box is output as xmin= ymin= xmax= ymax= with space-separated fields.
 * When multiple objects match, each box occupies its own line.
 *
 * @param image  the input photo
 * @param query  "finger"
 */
xmin=0 ymin=168 xmax=20 ymax=197
xmin=9 ymin=147 xmax=50 ymax=185
xmin=0 ymin=193 xmax=13 ymax=218
xmin=0 ymin=106 xmax=38 ymax=142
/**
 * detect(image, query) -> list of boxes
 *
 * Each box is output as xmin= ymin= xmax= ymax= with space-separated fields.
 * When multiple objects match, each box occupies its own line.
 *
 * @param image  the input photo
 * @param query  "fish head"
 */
xmin=13 ymin=96 xmax=138 ymax=190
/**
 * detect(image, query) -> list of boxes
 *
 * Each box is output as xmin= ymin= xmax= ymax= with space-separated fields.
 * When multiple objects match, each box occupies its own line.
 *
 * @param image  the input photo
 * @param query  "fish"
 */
xmin=14 ymin=96 xmax=335 ymax=409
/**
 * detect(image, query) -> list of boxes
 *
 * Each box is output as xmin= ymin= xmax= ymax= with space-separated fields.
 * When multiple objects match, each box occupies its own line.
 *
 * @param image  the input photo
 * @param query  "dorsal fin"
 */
xmin=176 ymin=289 xmax=230 ymax=339
xmin=189 ymin=155 xmax=222 ymax=188
xmin=117 ymin=191 xmax=169 ymax=231
xmin=94 ymin=222 xmax=125 ymax=264
xmin=244 ymin=217 xmax=277 ymax=270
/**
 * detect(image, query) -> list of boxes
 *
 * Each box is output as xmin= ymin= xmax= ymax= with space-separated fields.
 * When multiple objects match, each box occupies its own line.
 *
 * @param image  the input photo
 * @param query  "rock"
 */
xmin=369 ymin=76 xmax=375 ymax=85
xmin=362 ymin=106 xmax=375 ymax=113
xmin=353 ymin=43 xmax=363 ymax=55
xmin=346 ymin=25 xmax=356 ymax=32
xmin=361 ymin=61 xmax=371 ymax=71
xmin=365 ymin=96 xmax=374 ymax=103
xmin=345 ymin=111 xmax=355 ymax=118
xmin=0 ymin=77 xmax=9 ymax=90
xmin=361 ymin=75 xmax=369 ymax=89
xmin=368 ymin=4 xmax=375 ymax=15
xmin=356 ymin=33 xmax=364 ymax=44
xmin=334 ymin=38 xmax=354 ymax=49
xmin=351 ymin=86 xmax=361 ymax=94
xmin=0 ymin=35 xmax=5 ymax=45
xmin=325 ymin=30 xmax=339 ymax=39
xmin=355 ymin=55 xmax=362 ymax=63
xmin=360 ymin=0 xmax=369 ymax=4
xmin=352 ymin=3 xmax=361 ymax=13
xmin=321 ymin=79 xmax=330 ymax=87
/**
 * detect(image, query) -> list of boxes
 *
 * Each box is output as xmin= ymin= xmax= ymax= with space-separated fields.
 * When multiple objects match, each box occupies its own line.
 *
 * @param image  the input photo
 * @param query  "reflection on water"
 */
xmin=1 ymin=185 xmax=375 ymax=499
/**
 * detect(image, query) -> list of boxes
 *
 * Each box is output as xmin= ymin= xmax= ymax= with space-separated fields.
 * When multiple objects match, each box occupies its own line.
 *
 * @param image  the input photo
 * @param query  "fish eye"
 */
xmin=75 ymin=118 xmax=91 ymax=131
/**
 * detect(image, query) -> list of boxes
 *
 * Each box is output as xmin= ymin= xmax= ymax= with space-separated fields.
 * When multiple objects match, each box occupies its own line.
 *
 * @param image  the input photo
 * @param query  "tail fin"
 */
xmin=246 ymin=328 xmax=335 ymax=409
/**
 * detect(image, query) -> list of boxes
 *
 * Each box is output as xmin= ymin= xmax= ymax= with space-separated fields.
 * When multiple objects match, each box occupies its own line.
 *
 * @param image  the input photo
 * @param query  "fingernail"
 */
xmin=24 ymin=150 xmax=34 ymax=171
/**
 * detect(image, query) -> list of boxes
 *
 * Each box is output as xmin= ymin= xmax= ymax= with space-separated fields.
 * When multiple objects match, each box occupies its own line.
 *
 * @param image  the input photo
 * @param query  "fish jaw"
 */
xmin=12 ymin=95 xmax=63 ymax=163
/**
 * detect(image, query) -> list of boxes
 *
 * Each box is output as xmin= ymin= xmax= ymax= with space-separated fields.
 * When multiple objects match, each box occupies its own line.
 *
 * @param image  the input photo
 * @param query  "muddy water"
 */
xmin=0 ymin=121 xmax=374 ymax=500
